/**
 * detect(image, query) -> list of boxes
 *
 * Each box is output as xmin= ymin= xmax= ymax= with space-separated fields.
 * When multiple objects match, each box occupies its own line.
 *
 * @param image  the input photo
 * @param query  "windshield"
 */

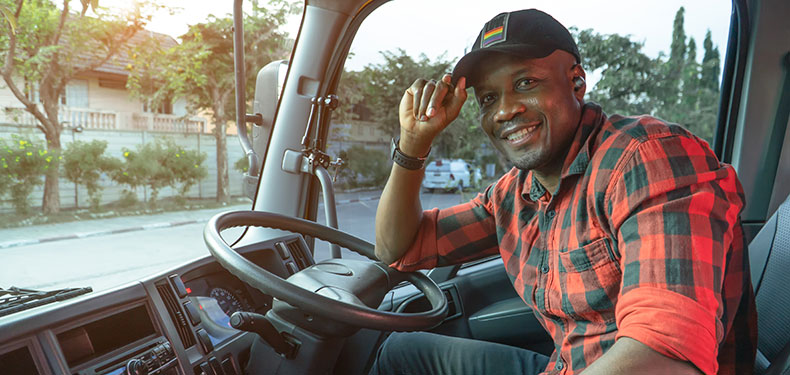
xmin=0 ymin=0 xmax=732 ymax=293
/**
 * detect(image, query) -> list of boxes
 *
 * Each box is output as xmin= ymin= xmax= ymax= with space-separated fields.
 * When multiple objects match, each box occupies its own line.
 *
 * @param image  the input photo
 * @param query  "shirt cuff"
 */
xmin=615 ymin=287 xmax=721 ymax=375
xmin=389 ymin=208 xmax=440 ymax=272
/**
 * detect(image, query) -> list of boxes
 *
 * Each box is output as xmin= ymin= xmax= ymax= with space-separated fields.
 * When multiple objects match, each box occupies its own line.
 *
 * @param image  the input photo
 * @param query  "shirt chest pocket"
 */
xmin=555 ymin=237 xmax=622 ymax=322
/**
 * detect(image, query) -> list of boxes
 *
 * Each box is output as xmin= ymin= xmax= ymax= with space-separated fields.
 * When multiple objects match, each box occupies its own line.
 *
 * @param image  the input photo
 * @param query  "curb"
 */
xmin=0 ymin=219 xmax=204 ymax=249
xmin=331 ymin=195 xmax=380 ymax=205
xmin=0 ymin=196 xmax=381 ymax=249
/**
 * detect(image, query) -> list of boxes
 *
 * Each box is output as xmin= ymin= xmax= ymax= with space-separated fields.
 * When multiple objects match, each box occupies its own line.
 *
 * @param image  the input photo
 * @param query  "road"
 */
xmin=0 ymin=191 xmax=473 ymax=292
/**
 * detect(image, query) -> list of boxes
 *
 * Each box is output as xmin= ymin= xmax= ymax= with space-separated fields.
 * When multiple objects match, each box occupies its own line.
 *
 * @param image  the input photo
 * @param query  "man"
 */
xmin=371 ymin=9 xmax=756 ymax=375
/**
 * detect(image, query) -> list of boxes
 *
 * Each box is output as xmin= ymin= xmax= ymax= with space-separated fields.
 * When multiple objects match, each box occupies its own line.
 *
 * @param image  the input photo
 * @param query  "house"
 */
xmin=0 ymin=30 xmax=209 ymax=134
xmin=0 ymin=28 xmax=245 ymax=211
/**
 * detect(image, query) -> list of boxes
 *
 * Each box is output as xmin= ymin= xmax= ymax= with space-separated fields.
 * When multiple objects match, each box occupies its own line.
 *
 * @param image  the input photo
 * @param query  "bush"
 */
xmin=111 ymin=138 xmax=206 ymax=206
xmin=336 ymin=145 xmax=390 ymax=189
xmin=62 ymin=140 xmax=121 ymax=209
xmin=233 ymin=156 xmax=248 ymax=174
xmin=162 ymin=139 xmax=207 ymax=198
xmin=0 ymin=135 xmax=58 ymax=214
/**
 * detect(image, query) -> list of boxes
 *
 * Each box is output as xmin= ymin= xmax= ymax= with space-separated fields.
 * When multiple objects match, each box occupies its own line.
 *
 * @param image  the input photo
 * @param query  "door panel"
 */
xmin=393 ymin=258 xmax=554 ymax=355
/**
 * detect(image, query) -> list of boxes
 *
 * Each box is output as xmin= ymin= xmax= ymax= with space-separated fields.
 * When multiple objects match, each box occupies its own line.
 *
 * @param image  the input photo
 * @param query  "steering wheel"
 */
xmin=203 ymin=210 xmax=448 ymax=333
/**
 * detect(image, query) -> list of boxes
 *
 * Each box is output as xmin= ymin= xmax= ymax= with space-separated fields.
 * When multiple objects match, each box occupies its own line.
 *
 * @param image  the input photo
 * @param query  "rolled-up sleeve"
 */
xmin=606 ymin=134 xmax=746 ymax=375
xmin=391 ymin=185 xmax=501 ymax=272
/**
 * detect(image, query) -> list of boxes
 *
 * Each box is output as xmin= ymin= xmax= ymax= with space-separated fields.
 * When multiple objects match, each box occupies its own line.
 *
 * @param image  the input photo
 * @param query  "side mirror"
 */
xmin=240 ymin=59 xmax=288 ymax=199
xmin=253 ymin=59 xmax=288 ymax=129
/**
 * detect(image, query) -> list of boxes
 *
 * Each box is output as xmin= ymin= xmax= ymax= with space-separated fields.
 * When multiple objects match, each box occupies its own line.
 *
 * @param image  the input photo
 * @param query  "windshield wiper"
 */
xmin=0 ymin=286 xmax=93 ymax=318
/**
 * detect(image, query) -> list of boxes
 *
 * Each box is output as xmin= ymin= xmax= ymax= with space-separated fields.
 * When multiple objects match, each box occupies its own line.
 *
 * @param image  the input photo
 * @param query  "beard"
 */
xmin=503 ymin=142 xmax=569 ymax=173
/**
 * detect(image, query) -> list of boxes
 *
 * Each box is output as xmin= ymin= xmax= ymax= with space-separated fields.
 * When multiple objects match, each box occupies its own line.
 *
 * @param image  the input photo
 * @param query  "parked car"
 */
xmin=422 ymin=159 xmax=480 ymax=192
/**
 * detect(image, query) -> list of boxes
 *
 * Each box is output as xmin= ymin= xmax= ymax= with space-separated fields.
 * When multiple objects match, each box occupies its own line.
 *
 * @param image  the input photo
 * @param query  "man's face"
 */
xmin=473 ymin=50 xmax=584 ymax=174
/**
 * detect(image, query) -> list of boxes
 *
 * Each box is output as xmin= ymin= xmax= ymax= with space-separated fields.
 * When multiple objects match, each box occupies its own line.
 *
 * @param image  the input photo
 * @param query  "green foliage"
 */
xmin=112 ymin=138 xmax=207 ymax=205
xmin=62 ymin=140 xmax=120 ymax=209
xmin=0 ymin=135 xmax=58 ymax=214
xmin=164 ymin=139 xmax=208 ymax=197
xmin=0 ymin=2 xmax=16 ymax=34
xmin=573 ymin=7 xmax=720 ymax=142
xmin=353 ymin=49 xmax=455 ymax=137
xmin=0 ymin=0 xmax=157 ymax=213
xmin=234 ymin=156 xmax=249 ymax=174
xmin=336 ymin=146 xmax=390 ymax=189
xmin=125 ymin=0 xmax=299 ymax=202
xmin=574 ymin=27 xmax=661 ymax=116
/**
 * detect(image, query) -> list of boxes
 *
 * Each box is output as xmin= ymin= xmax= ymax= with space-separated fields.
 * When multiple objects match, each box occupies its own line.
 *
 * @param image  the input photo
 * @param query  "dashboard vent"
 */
xmin=155 ymin=283 xmax=195 ymax=348
xmin=286 ymin=239 xmax=313 ymax=270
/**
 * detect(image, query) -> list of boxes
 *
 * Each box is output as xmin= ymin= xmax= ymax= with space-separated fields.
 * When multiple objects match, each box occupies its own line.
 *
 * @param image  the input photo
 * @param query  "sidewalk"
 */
xmin=0 ymin=189 xmax=382 ymax=249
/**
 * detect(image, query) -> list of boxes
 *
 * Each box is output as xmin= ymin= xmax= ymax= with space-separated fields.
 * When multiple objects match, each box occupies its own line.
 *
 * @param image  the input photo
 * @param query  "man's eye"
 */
xmin=479 ymin=94 xmax=496 ymax=107
xmin=516 ymin=78 xmax=535 ymax=90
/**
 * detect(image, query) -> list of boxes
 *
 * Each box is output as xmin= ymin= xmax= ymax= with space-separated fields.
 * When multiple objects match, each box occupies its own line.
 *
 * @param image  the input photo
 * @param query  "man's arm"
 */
xmin=581 ymin=337 xmax=702 ymax=375
xmin=601 ymin=131 xmax=749 ymax=375
xmin=374 ymin=75 xmax=467 ymax=263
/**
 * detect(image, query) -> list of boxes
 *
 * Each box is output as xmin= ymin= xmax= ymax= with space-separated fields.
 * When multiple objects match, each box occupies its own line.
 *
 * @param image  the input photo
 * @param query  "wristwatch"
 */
xmin=390 ymin=137 xmax=429 ymax=170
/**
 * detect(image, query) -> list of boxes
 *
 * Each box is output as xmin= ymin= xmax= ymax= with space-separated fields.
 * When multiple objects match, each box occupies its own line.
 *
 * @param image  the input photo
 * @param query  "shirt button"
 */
xmin=547 ymin=210 xmax=556 ymax=218
xmin=556 ymin=361 xmax=564 ymax=370
xmin=541 ymin=265 xmax=550 ymax=273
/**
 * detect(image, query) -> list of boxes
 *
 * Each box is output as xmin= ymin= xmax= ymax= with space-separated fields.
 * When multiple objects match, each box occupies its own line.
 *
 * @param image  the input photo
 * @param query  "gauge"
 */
xmin=209 ymin=287 xmax=244 ymax=316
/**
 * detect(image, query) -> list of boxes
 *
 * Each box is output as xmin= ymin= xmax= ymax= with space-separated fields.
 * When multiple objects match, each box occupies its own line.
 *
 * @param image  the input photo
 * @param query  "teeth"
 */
xmin=506 ymin=125 xmax=537 ymax=141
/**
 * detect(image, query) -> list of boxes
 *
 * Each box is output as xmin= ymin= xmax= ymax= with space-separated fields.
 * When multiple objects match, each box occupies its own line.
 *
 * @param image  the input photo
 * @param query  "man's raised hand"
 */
xmin=397 ymin=74 xmax=467 ymax=157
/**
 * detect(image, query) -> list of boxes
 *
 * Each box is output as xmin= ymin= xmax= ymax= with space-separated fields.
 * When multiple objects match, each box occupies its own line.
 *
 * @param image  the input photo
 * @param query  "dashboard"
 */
xmin=0 ymin=234 xmax=314 ymax=375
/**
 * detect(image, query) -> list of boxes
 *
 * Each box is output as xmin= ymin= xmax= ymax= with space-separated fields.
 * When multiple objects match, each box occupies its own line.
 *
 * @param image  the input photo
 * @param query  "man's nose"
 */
xmin=492 ymin=93 xmax=527 ymax=123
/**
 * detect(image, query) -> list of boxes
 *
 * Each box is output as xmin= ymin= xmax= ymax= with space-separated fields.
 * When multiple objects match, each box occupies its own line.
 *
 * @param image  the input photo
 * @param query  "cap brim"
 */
xmin=451 ymin=44 xmax=555 ymax=88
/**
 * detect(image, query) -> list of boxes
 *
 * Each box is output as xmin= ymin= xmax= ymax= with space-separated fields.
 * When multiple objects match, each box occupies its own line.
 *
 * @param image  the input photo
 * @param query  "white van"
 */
xmin=422 ymin=159 xmax=480 ymax=192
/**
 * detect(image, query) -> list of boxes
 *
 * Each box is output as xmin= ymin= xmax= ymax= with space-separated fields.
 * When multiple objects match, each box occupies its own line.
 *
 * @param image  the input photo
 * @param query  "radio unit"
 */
xmin=102 ymin=341 xmax=177 ymax=375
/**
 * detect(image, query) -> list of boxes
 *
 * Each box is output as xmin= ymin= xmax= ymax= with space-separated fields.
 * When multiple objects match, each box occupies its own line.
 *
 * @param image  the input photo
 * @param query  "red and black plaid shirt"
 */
xmin=392 ymin=103 xmax=757 ymax=374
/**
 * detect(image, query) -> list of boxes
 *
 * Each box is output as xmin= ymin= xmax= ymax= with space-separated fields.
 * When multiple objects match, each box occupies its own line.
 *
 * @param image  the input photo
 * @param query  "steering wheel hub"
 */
xmin=203 ymin=210 xmax=448 ymax=336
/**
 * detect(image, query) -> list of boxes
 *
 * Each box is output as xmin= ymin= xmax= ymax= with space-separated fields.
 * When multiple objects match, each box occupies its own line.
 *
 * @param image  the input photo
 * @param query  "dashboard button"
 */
xmin=221 ymin=357 xmax=238 ymax=375
xmin=275 ymin=242 xmax=291 ymax=259
xmin=196 ymin=329 xmax=214 ymax=353
xmin=198 ymin=361 xmax=214 ymax=375
xmin=285 ymin=261 xmax=298 ymax=275
xmin=183 ymin=301 xmax=201 ymax=325
xmin=169 ymin=274 xmax=188 ymax=298
xmin=209 ymin=356 xmax=225 ymax=375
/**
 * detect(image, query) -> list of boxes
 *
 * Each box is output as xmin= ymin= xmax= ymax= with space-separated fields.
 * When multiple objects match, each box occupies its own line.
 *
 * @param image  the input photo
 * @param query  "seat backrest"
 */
xmin=750 ymin=195 xmax=790 ymax=374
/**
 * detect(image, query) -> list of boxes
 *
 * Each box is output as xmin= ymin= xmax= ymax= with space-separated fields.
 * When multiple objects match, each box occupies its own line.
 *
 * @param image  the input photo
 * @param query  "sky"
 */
xmin=106 ymin=0 xmax=733 ymax=84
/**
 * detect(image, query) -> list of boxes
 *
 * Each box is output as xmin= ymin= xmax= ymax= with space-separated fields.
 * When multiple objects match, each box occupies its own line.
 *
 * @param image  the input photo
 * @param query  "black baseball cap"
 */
xmin=452 ymin=9 xmax=580 ymax=88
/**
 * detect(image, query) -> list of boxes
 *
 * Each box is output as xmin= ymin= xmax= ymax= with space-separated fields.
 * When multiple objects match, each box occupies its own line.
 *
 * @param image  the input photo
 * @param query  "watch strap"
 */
xmin=391 ymin=137 xmax=429 ymax=170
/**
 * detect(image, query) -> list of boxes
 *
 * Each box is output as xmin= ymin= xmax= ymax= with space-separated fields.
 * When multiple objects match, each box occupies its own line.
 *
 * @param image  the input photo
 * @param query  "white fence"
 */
xmin=1 ymin=106 xmax=206 ymax=133
xmin=0 ymin=123 xmax=245 ymax=213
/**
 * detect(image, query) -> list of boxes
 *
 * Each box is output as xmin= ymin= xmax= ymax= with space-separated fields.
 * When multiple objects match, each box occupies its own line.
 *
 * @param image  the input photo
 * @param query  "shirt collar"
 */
xmin=520 ymin=102 xmax=606 ymax=202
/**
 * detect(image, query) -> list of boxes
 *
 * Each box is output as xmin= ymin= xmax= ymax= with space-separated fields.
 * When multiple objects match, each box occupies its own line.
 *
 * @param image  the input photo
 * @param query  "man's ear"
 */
xmin=570 ymin=64 xmax=587 ymax=101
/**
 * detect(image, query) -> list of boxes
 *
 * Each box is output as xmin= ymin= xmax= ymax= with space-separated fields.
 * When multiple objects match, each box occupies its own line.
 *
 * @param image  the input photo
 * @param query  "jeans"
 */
xmin=369 ymin=332 xmax=552 ymax=375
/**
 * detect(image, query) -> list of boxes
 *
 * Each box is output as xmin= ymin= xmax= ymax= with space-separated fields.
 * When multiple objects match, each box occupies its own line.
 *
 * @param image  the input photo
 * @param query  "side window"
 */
xmin=63 ymin=79 xmax=89 ymax=108
xmin=313 ymin=1 xmax=732 ymax=262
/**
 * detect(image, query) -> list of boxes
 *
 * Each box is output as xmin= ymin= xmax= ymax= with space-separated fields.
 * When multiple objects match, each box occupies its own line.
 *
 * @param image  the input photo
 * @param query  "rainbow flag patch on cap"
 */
xmin=481 ymin=13 xmax=509 ymax=48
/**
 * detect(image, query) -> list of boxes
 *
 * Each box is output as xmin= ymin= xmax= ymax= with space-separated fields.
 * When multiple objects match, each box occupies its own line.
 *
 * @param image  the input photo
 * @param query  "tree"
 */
xmin=701 ymin=30 xmax=721 ymax=91
xmin=127 ymin=0 xmax=297 ymax=203
xmin=573 ymin=27 xmax=661 ymax=116
xmin=61 ymin=139 xmax=120 ymax=209
xmin=662 ymin=6 xmax=687 ymax=107
xmin=0 ymin=134 xmax=56 ymax=214
xmin=0 ymin=0 xmax=153 ymax=213
xmin=357 ymin=49 xmax=454 ymax=137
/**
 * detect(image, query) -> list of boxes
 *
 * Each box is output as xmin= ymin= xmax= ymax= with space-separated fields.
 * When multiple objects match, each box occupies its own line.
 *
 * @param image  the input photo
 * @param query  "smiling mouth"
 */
xmin=502 ymin=122 xmax=541 ymax=144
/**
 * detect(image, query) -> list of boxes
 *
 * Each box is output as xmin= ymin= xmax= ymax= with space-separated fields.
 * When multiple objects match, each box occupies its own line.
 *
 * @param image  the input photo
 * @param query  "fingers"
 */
xmin=419 ymin=80 xmax=439 ymax=121
xmin=408 ymin=74 xmax=461 ymax=121
xmin=445 ymin=76 xmax=467 ymax=117
xmin=399 ymin=75 xmax=467 ymax=134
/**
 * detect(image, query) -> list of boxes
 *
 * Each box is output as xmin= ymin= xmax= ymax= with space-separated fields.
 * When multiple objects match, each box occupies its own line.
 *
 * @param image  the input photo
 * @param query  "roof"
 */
xmin=76 ymin=28 xmax=178 ymax=78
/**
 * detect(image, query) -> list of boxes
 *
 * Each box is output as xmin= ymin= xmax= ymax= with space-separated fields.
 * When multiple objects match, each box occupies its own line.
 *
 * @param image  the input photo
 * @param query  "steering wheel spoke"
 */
xmin=204 ymin=210 xmax=448 ymax=336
